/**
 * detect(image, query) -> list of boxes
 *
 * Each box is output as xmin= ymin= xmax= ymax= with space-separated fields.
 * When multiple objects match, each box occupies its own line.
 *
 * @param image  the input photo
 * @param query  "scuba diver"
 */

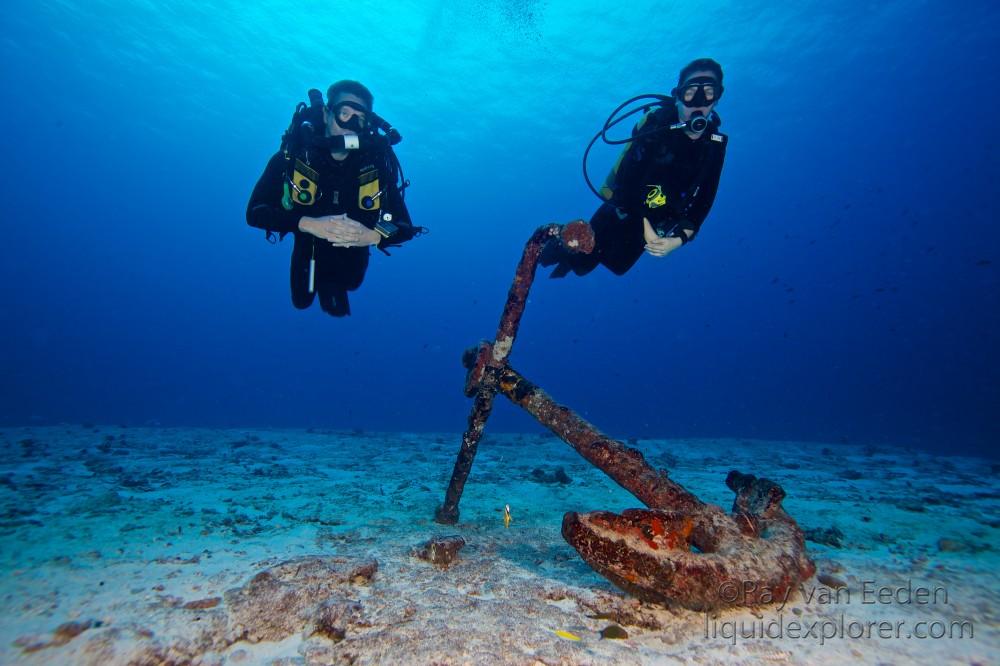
xmin=542 ymin=58 xmax=728 ymax=277
xmin=247 ymin=80 xmax=422 ymax=316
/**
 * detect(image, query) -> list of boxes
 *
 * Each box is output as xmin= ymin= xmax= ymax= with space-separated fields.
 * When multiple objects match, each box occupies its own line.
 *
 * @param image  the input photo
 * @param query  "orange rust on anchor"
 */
xmin=664 ymin=517 xmax=695 ymax=550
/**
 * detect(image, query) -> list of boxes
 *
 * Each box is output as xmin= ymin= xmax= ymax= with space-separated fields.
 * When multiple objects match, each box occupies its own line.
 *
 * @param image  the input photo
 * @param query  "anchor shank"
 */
xmin=491 ymin=224 xmax=560 ymax=366
xmin=495 ymin=365 xmax=702 ymax=513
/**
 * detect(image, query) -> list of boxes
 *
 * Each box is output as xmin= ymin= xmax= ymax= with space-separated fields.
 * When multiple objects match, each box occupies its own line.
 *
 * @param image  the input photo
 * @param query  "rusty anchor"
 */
xmin=435 ymin=221 xmax=815 ymax=610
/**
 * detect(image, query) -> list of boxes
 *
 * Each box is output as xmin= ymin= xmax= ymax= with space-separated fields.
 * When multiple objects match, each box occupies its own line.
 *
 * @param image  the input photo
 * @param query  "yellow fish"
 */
xmin=503 ymin=504 xmax=512 ymax=528
xmin=549 ymin=628 xmax=582 ymax=641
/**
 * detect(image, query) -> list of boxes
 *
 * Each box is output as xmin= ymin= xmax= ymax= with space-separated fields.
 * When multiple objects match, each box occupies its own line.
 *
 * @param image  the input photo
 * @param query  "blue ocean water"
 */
xmin=0 ymin=1 xmax=997 ymax=457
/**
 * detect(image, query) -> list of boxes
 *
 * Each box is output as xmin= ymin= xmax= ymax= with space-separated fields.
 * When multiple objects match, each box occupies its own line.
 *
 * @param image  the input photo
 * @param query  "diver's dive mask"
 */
xmin=673 ymin=76 xmax=722 ymax=108
xmin=329 ymin=99 xmax=369 ymax=133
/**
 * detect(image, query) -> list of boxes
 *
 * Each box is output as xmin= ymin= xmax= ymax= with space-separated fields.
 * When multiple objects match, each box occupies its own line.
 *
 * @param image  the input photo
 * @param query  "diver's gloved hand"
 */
xmin=298 ymin=214 xmax=380 ymax=247
xmin=642 ymin=218 xmax=683 ymax=258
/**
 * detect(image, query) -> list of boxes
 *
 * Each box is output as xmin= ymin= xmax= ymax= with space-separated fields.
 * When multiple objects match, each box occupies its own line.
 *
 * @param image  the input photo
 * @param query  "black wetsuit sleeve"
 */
xmin=680 ymin=142 xmax=726 ymax=240
xmin=376 ymin=187 xmax=417 ymax=249
xmin=246 ymin=152 xmax=302 ymax=235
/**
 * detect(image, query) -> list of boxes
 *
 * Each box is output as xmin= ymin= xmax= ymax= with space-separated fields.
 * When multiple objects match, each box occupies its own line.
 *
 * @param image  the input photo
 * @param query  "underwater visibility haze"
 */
xmin=0 ymin=0 xmax=996 ymax=455
xmin=0 ymin=1 xmax=998 ymax=664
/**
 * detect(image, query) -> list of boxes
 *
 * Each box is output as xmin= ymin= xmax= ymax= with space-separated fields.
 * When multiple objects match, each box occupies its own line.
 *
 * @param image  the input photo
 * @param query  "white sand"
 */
xmin=0 ymin=426 xmax=996 ymax=664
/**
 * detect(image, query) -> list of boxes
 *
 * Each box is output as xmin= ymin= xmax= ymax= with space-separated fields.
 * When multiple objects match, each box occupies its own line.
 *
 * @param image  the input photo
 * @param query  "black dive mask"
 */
xmin=329 ymin=100 xmax=369 ymax=133
xmin=673 ymin=76 xmax=722 ymax=108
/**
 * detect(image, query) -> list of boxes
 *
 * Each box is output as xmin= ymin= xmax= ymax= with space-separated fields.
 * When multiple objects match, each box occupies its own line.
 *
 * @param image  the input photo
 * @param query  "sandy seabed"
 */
xmin=0 ymin=425 xmax=996 ymax=665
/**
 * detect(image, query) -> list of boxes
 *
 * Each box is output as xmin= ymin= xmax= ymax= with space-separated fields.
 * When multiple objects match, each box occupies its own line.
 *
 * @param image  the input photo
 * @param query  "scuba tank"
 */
xmin=279 ymin=90 xmax=326 ymax=210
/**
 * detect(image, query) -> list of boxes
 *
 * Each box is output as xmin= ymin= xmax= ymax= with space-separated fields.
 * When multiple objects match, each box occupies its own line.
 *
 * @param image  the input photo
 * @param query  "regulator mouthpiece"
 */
xmin=670 ymin=112 xmax=708 ymax=133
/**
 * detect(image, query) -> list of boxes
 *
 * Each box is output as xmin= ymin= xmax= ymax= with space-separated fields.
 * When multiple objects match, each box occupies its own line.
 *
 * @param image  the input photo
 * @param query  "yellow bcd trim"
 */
xmin=291 ymin=159 xmax=319 ymax=206
xmin=358 ymin=168 xmax=380 ymax=210
xmin=645 ymin=184 xmax=667 ymax=208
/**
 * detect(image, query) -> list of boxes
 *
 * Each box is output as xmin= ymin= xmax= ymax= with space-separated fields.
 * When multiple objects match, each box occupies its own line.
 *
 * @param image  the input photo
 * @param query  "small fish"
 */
xmin=600 ymin=624 xmax=629 ymax=640
xmin=503 ymin=503 xmax=512 ymax=529
xmin=977 ymin=259 xmax=992 ymax=266
xmin=549 ymin=628 xmax=581 ymax=641
xmin=587 ymin=611 xmax=618 ymax=620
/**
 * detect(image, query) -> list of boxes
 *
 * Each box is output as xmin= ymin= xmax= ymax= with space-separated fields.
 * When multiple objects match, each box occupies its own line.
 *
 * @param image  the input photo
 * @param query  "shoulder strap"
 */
xmin=681 ymin=129 xmax=726 ymax=218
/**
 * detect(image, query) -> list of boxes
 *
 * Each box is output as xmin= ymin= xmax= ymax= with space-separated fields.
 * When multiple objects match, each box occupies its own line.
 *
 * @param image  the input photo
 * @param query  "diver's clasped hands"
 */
xmin=298 ymin=214 xmax=380 ymax=247
xmin=642 ymin=218 xmax=683 ymax=258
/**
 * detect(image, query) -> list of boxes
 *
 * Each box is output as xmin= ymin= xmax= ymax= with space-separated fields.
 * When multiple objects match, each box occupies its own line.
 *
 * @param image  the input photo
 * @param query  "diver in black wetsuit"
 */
xmin=544 ymin=59 xmax=728 ymax=277
xmin=247 ymin=80 xmax=420 ymax=317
